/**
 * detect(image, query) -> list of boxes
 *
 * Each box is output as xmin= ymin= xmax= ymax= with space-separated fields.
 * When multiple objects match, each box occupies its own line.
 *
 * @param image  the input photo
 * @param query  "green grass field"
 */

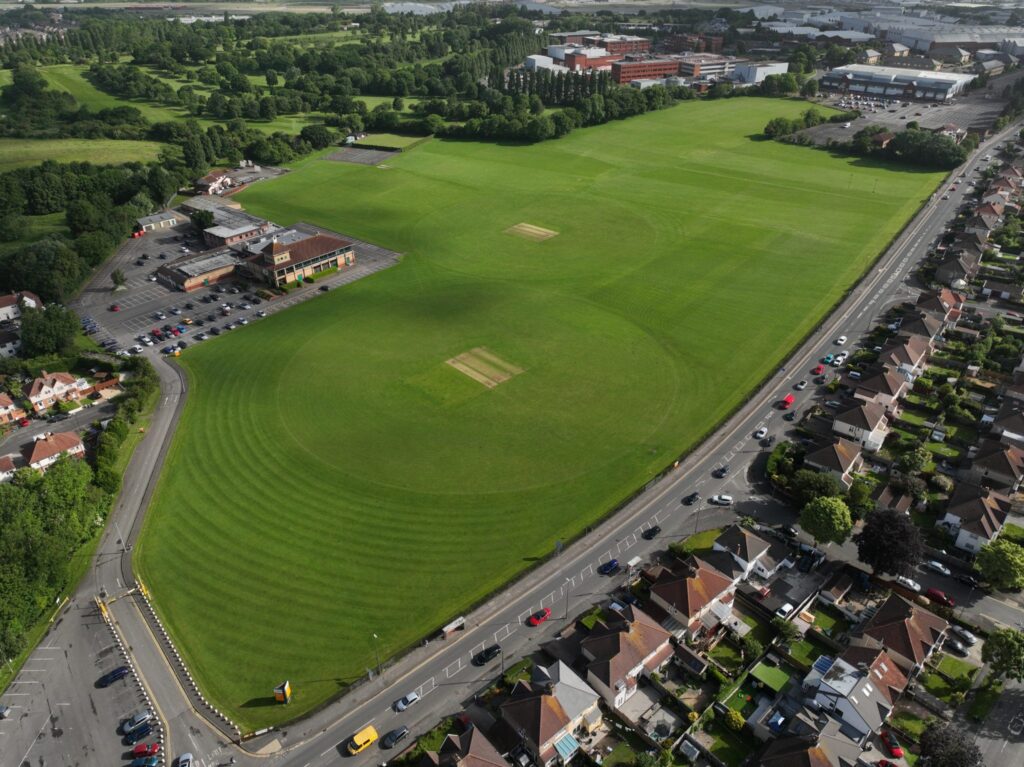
xmin=0 ymin=137 xmax=164 ymax=171
xmin=135 ymin=98 xmax=943 ymax=729
xmin=358 ymin=131 xmax=426 ymax=148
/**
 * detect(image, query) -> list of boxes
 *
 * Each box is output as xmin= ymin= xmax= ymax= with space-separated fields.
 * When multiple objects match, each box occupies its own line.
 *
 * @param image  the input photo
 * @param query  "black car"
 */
xmin=209 ymin=327 xmax=221 ymax=336
xmin=135 ymin=259 xmax=145 ymax=266
xmin=760 ymin=435 xmax=775 ymax=447
xmin=382 ymin=726 xmax=410 ymax=749
xmin=97 ymin=666 xmax=130 ymax=687
xmin=207 ymin=314 xmax=216 ymax=322
xmin=641 ymin=525 xmax=661 ymax=540
xmin=184 ymin=302 xmax=194 ymax=310
xmin=158 ymin=253 xmax=167 ymax=260
xmin=195 ymin=319 xmax=205 ymax=327
xmin=682 ymin=492 xmax=700 ymax=505
xmin=124 ymin=722 xmax=152 ymax=745
xmin=252 ymin=297 xmax=262 ymax=305
xmin=319 ymin=285 xmax=330 ymax=292
xmin=177 ymin=340 xmax=187 ymax=349
xmin=47 ymin=413 xmax=70 ymax=423
xmin=712 ymin=465 xmax=730 ymax=478
xmin=472 ymin=644 xmax=501 ymax=666
xmin=955 ymin=573 xmax=980 ymax=588
xmin=782 ymin=411 xmax=797 ymax=421
xmin=779 ymin=525 xmax=798 ymax=539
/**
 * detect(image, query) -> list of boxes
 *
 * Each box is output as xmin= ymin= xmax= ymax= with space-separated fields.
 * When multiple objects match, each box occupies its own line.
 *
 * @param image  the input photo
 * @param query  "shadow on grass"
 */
xmin=241 ymin=696 xmax=281 ymax=709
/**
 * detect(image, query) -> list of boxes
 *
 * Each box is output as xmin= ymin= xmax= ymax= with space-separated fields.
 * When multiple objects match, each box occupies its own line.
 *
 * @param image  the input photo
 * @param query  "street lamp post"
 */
xmin=693 ymin=500 xmax=704 ymax=535
xmin=371 ymin=633 xmax=382 ymax=679
xmin=563 ymin=577 xmax=572 ymax=620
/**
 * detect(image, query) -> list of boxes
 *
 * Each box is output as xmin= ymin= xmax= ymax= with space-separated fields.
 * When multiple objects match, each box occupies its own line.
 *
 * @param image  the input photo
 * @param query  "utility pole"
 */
xmin=372 ymin=633 xmax=382 ymax=678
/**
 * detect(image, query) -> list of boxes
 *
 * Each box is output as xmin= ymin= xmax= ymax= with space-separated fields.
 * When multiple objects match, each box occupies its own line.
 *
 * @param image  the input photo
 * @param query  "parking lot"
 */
xmin=73 ymin=213 xmax=402 ymax=359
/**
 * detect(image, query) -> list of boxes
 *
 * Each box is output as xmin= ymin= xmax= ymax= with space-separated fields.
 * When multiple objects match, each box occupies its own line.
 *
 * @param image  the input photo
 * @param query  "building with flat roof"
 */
xmin=732 ymin=61 xmax=789 ymax=84
xmin=676 ymin=53 xmax=742 ymax=79
xmin=157 ymin=249 xmax=244 ymax=292
xmin=583 ymin=34 xmax=650 ymax=55
xmin=135 ymin=211 xmax=178 ymax=233
xmin=821 ymin=64 xmax=975 ymax=101
xmin=547 ymin=29 xmax=599 ymax=45
xmin=611 ymin=58 xmax=681 ymax=84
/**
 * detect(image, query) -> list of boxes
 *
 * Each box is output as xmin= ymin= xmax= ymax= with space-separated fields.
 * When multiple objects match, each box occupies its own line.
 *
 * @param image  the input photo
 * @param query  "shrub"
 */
xmin=724 ymin=709 xmax=745 ymax=731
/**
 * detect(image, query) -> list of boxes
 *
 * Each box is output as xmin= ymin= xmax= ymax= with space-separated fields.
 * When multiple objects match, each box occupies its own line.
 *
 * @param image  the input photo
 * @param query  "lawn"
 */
xmin=749 ymin=660 xmax=791 ymax=692
xmin=1003 ymin=522 xmax=1024 ymax=544
xmin=0 ymin=212 xmax=68 ymax=256
xmin=812 ymin=607 xmax=850 ymax=637
xmin=709 ymin=640 xmax=744 ymax=672
xmin=936 ymin=654 xmax=978 ymax=681
xmin=890 ymin=710 xmax=929 ymax=740
xmin=0 ymin=138 xmax=164 ymax=171
xmin=675 ymin=528 xmax=723 ymax=557
xmin=705 ymin=720 xmax=757 ymax=767
xmin=135 ymin=97 xmax=943 ymax=729
xmin=358 ymin=131 xmax=427 ymax=148
xmin=788 ymin=636 xmax=827 ymax=667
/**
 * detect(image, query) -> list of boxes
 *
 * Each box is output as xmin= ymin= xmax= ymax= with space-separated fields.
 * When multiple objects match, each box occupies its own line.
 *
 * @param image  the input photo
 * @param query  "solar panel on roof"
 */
xmin=813 ymin=655 xmax=835 ymax=674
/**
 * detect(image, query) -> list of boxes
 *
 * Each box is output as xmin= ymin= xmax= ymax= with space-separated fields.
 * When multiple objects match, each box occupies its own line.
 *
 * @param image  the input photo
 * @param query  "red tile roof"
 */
xmin=861 ymin=594 xmax=948 ymax=667
xmin=256 ymin=233 xmax=352 ymax=271
xmin=650 ymin=557 xmax=733 ymax=620
xmin=22 ymin=432 xmax=84 ymax=467
xmin=24 ymin=370 xmax=78 ymax=400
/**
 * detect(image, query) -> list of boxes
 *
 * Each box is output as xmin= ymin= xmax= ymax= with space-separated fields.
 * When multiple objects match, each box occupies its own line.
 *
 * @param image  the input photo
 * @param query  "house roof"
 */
xmin=0 ymin=393 xmax=14 ymax=409
xmin=23 ymin=370 xmax=78 ymax=399
xmin=650 ymin=557 xmax=734 ymax=620
xmin=984 ymin=280 xmax=1022 ymax=296
xmin=856 ymin=367 xmax=908 ymax=398
xmin=916 ymin=288 xmax=965 ymax=317
xmin=946 ymin=482 xmax=1011 ymax=540
xmin=0 ymin=454 xmax=15 ymax=473
xmin=976 ymin=202 xmax=1005 ymax=218
xmin=879 ymin=333 xmax=930 ymax=368
xmin=994 ymin=400 xmax=1024 ymax=435
xmin=713 ymin=524 xmax=770 ymax=565
xmin=898 ymin=312 xmax=943 ymax=340
xmin=254 ymin=233 xmax=352 ymax=271
xmin=579 ymin=606 xmax=672 ymax=690
xmin=861 ymin=593 xmax=948 ymax=666
xmin=500 ymin=681 xmax=570 ymax=751
xmin=22 ymin=432 xmax=83 ymax=467
xmin=427 ymin=726 xmax=508 ymax=767
xmin=872 ymin=484 xmax=913 ymax=514
xmin=838 ymin=642 xmax=908 ymax=705
xmin=529 ymin=661 xmax=598 ymax=722
xmin=834 ymin=402 xmax=887 ymax=432
xmin=0 ymin=290 xmax=43 ymax=311
xmin=971 ymin=439 xmax=1024 ymax=483
xmin=805 ymin=437 xmax=863 ymax=475
xmin=759 ymin=718 xmax=863 ymax=767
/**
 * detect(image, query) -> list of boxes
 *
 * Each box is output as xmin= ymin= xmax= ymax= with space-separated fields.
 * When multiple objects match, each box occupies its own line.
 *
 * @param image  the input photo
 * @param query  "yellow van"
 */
xmin=348 ymin=725 xmax=378 ymax=755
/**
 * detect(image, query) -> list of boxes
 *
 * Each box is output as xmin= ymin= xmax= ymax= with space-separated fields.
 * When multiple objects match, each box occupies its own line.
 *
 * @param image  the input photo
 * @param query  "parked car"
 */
xmin=527 ymin=607 xmax=552 ymax=626
xmin=472 ymin=644 xmax=501 ymax=666
xmin=775 ymin=603 xmax=794 ymax=619
xmin=124 ymin=723 xmax=153 ymax=745
xmin=177 ymin=754 xmax=193 ymax=767
xmin=925 ymin=560 xmax=951 ymax=576
xmin=880 ymin=731 xmax=903 ymax=758
xmin=382 ymin=726 xmax=410 ymax=749
xmin=0 ymin=704 xmax=10 ymax=720
xmin=955 ymin=573 xmax=980 ymax=588
xmin=47 ymin=413 xmax=70 ymax=423
xmin=132 ymin=744 xmax=161 ymax=757
xmin=641 ymin=525 xmax=661 ymax=540
xmin=132 ymin=757 xmax=158 ymax=767
xmin=753 ymin=427 xmax=768 ymax=440
xmin=109 ymin=304 xmax=120 ymax=312
xmin=709 ymin=495 xmax=733 ymax=506
xmin=812 ymin=364 xmax=825 ymax=375
xmin=895 ymin=575 xmax=921 ymax=593
xmin=393 ymin=691 xmax=420 ymax=712
xmin=761 ymin=435 xmax=775 ymax=447
xmin=319 ymin=285 xmax=330 ymax=292
xmin=836 ymin=336 xmax=847 ymax=345
xmin=682 ymin=492 xmax=700 ymax=505
xmin=783 ymin=410 xmax=797 ymax=421
xmin=794 ymin=380 xmax=808 ymax=390
xmin=598 ymin=559 xmax=620 ymax=576
xmin=712 ymin=465 xmax=730 ymax=478
xmin=925 ymin=587 xmax=955 ymax=607
xmin=946 ymin=637 xmax=969 ymax=656
xmin=97 ymin=666 xmax=130 ymax=687
xmin=824 ymin=400 xmax=843 ymax=409
xmin=822 ymin=354 xmax=835 ymax=364
xmin=120 ymin=710 xmax=153 ymax=734
xmin=778 ymin=525 xmax=798 ymax=539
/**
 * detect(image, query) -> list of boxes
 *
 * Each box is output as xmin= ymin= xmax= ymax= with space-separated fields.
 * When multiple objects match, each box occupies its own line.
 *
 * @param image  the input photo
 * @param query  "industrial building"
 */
xmin=546 ymin=44 xmax=618 ymax=71
xmin=157 ymin=250 xmax=243 ymax=292
xmin=611 ymin=58 xmax=681 ymax=84
xmin=135 ymin=211 xmax=179 ymax=233
xmin=820 ymin=64 xmax=976 ymax=102
xmin=732 ymin=61 xmax=789 ymax=85
xmin=582 ymin=34 xmax=650 ymax=55
xmin=676 ymin=53 xmax=742 ymax=80
xmin=547 ymin=30 xmax=599 ymax=45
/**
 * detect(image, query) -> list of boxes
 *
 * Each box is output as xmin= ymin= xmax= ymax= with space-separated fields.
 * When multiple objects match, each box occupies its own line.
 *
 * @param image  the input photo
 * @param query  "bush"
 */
xmin=724 ymin=709 xmax=745 ymax=731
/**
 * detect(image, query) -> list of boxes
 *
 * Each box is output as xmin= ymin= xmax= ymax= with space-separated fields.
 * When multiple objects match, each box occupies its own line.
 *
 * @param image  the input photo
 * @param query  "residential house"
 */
xmin=963 ymin=212 xmax=1000 ymax=236
xmin=22 ymin=371 xmax=89 ymax=414
xmin=878 ymin=334 xmax=930 ymax=378
xmin=976 ymin=201 xmax=1006 ymax=219
xmin=804 ymin=438 xmax=864 ymax=490
xmin=422 ymin=725 xmax=507 ymax=767
xmin=195 ymin=170 xmax=232 ymax=195
xmin=935 ymin=253 xmax=981 ymax=286
xmin=22 ymin=431 xmax=85 ymax=472
xmin=0 ymin=454 xmax=16 ymax=483
xmin=931 ymin=46 xmax=971 ymax=64
xmin=0 ymin=290 xmax=43 ymax=323
xmin=854 ymin=368 xmax=909 ymax=411
xmin=916 ymin=289 xmax=966 ymax=328
xmin=649 ymin=557 xmax=735 ymax=640
xmin=982 ymin=280 xmax=1023 ymax=302
xmin=859 ymin=593 xmax=948 ymax=674
xmin=803 ymin=641 xmax=908 ymax=743
xmin=992 ymin=400 xmax=1024 ymax=446
xmin=0 ymin=328 xmax=20 ymax=358
xmin=0 ymin=392 xmax=26 ymax=425
xmin=759 ymin=718 xmax=865 ymax=767
xmin=832 ymin=402 xmax=889 ymax=452
xmin=896 ymin=312 xmax=944 ymax=345
xmin=578 ymin=605 xmax=673 ymax=710
xmin=497 ymin=662 xmax=601 ymax=767
xmin=711 ymin=524 xmax=789 ymax=578
xmin=872 ymin=484 xmax=914 ymax=514
xmin=964 ymin=439 xmax=1024 ymax=492
xmin=941 ymin=482 xmax=1011 ymax=553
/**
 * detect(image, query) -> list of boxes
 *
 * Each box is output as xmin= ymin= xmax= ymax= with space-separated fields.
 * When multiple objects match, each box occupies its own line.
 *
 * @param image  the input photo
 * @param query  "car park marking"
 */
xmin=419 ymin=678 xmax=437 ymax=697
xmin=539 ymin=591 xmax=556 ymax=607
xmin=494 ymin=623 xmax=512 ymax=641
xmin=518 ymin=609 xmax=532 ymax=624
xmin=443 ymin=659 xmax=462 ymax=679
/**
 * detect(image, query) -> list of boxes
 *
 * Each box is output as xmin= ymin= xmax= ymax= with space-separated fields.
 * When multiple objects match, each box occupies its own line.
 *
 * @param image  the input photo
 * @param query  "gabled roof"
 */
xmin=580 ymin=606 xmax=672 ymax=689
xmin=879 ymin=333 xmax=930 ymax=368
xmin=500 ymin=681 xmax=570 ymax=751
xmin=805 ymin=438 xmax=862 ymax=475
xmin=0 ymin=454 xmax=15 ymax=474
xmin=946 ymin=482 xmax=1011 ymax=540
xmin=915 ymin=288 xmax=965 ymax=317
xmin=713 ymin=524 xmax=770 ymax=565
xmin=254 ymin=233 xmax=352 ymax=270
xmin=529 ymin=661 xmax=598 ymax=722
xmin=976 ymin=202 xmax=1005 ymax=218
xmin=427 ymin=726 xmax=507 ymax=767
xmin=759 ymin=718 xmax=863 ymax=767
xmin=856 ymin=368 xmax=908 ymax=398
xmin=873 ymin=484 xmax=913 ymax=514
xmin=0 ymin=393 xmax=14 ymax=409
xmin=838 ymin=641 xmax=908 ymax=706
xmin=650 ymin=557 xmax=734 ymax=620
xmin=993 ymin=400 xmax=1024 ymax=435
xmin=0 ymin=290 xmax=43 ymax=311
xmin=23 ymin=370 xmax=78 ymax=399
xmin=834 ymin=402 xmax=887 ymax=432
xmin=861 ymin=593 xmax=948 ymax=666
xmin=22 ymin=432 xmax=83 ymax=466
xmin=971 ymin=439 xmax=1024 ymax=483
xmin=898 ymin=312 xmax=943 ymax=340
xmin=965 ymin=213 xmax=1000 ymax=232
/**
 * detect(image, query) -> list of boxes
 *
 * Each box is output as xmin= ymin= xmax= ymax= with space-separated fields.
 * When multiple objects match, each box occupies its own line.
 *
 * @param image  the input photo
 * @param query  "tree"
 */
xmin=897 ymin=446 xmax=930 ymax=474
xmin=111 ymin=268 xmax=126 ymax=289
xmin=723 ymin=709 xmax=745 ymax=732
xmin=741 ymin=635 xmax=763 ymax=659
xmin=918 ymin=722 xmax=982 ymax=767
xmin=854 ymin=509 xmax=923 ymax=576
xmin=800 ymin=496 xmax=853 ymax=545
xmin=299 ymin=124 xmax=334 ymax=150
xmin=19 ymin=305 xmax=78 ymax=357
xmin=800 ymin=78 xmax=819 ymax=98
xmin=982 ymin=628 xmax=1024 ymax=682
xmin=977 ymin=539 xmax=1024 ymax=590
xmin=772 ymin=616 xmax=799 ymax=644
xmin=847 ymin=478 xmax=875 ymax=517
xmin=791 ymin=469 xmax=842 ymax=507
xmin=190 ymin=209 xmax=214 ymax=230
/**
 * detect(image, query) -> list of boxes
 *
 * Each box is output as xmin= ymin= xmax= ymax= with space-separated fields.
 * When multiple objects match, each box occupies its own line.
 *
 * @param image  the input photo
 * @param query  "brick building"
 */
xmin=611 ymin=58 xmax=681 ymax=84
xmin=583 ymin=34 xmax=650 ymax=55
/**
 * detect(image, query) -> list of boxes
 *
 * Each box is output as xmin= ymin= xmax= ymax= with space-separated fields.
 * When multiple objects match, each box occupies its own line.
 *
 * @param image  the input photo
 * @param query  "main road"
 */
xmin=1 ymin=120 xmax=1020 ymax=767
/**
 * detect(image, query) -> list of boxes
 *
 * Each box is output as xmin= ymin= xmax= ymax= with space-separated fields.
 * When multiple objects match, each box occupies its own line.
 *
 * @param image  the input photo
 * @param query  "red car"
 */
xmin=876 ymin=761 xmax=895 ymax=767
xmin=925 ymin=587 xmax=955 ymax=607
xmin=18 ymin=417 xmax=31 ymax=427
xmin=812 ymin=364 xmax=825 ymax=375
xmin=132 ymin=743 xmax=160 ymax=757
xmin=880 ymin=730 xmax=904 ymax=758
xmin=527 ymin=608 xmax=551 ymax=626
xmin=109 ymin=304 xmax=120 ymax=312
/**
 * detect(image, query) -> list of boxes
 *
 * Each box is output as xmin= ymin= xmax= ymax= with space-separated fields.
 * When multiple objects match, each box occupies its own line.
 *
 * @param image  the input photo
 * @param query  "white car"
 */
xmin=256 ymin=310 xmax=267 ymax=318
xmin=754 ymin=427 xmax=768 ymax=440
xmin=795 ymin=380 xmax=808 ymax=390
xmin=709 ymin=494 xmax=733 ymax=506
xmin=925 ymin=560 xmax=951 ymax=576
xmin=130 ymin=345 xmax=144 ymax=354
xmin=842 ymin=122 xmax=851 ymax=128
xmin=896 ymin=575 xmax=921 ymax=593
xmin=394 ymin=691 xmax=420 ymax=711
xmin=775 ymin=603 xmax=794 ymax=619
xmin=951 ymin=625 xmax=978 ymax=645
xmin=835 ymin=335 xmax=847 ymax=345
xmin=148 ymin=275 xmax=158 ymax=282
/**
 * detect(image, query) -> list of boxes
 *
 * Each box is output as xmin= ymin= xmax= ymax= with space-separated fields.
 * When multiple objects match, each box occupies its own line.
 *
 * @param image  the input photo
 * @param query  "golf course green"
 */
xmin=135 ymin=97 xmax=943 ymax=728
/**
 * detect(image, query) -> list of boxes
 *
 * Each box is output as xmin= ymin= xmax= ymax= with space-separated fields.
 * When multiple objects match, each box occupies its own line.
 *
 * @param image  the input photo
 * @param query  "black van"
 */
xmin=98 ymin=666 xmax=130 ymax=687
